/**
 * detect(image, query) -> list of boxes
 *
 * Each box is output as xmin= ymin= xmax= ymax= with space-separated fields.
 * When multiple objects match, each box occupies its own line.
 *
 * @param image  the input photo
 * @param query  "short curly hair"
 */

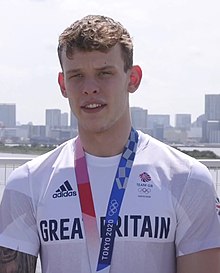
xmin=58 ymin=15 xmax=133 ymax=72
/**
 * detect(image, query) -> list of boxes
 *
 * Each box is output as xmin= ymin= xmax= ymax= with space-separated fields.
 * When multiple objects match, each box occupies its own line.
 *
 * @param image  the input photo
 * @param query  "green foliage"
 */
xmin=1 ymin=145 xmax=220 ymax=159
xmin=0 ymin=145 xmax=55 ymax=155
xmin=180 ymin=149 xmax=220 ymax=159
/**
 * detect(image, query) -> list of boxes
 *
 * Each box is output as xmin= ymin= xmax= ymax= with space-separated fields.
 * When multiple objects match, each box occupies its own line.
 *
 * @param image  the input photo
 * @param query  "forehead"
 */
xmin=61 ymin=44 xmax=124 ymax=71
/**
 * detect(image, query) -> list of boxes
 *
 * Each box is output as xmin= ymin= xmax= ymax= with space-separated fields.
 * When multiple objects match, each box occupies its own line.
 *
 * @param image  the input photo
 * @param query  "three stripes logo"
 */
xmin=52 ymin=180 xmax=77 ymax=199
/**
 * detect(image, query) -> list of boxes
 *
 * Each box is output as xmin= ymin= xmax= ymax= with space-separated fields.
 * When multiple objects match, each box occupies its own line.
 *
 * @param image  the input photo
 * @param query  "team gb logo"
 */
xmin=139 ymin=172 xmax=151 ymax=182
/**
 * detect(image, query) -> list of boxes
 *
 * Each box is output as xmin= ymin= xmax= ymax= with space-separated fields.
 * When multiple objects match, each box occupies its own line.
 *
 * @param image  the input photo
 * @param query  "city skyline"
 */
xmin=1 ymin=92 xmax=220 ymax=128
xmin=0 ymin=0 xmax=220 ymax=126
xmin=0 ymin=101 xmax=206 ymax=128
xmin=1 ymin=94 xmax=220 ymax=144
xmin=0 ymin=99 xmax=212 ymax=127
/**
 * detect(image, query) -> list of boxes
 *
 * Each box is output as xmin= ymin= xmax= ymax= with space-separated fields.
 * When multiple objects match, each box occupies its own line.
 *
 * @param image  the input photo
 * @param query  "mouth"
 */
xmin=83 ymin=103 xmax=103 ymax=109
xmin=81 ymin=103 xmax=106 ymax=113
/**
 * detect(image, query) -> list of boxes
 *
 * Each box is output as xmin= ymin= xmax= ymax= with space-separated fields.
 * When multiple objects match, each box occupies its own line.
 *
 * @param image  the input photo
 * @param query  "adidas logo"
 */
xmin=53 ymin=180 xmax=77 ymax=199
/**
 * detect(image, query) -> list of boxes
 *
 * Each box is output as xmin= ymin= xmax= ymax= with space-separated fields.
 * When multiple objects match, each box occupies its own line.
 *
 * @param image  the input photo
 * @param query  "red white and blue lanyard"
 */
xmin=74 ymin=128 xmax=138 ymax=273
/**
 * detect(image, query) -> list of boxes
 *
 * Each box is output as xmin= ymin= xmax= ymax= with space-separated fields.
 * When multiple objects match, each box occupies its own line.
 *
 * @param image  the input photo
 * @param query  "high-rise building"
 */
xmin=131 ymin=107 xmax=148 ymax=131
xmin=175 ymin=114 xmax=191 ymax=130
xmin=70 ymin=112 xmax=78 ymax=130
xmin=45 ymin=109 xmax=61 ymax=128
xmin=61 ymin=112 xmax=69 ymax=127
xmin=204 ymin=120 xmax=220 ymax=143
xmin=30 ymin=125 xmax=46 ymax=139
xmin=147 ymin=114 xmax=170 ymax=129
xmin=203 ymin=94 xmax=220 ymax=143
xmin=147 ymin=114 xmax=170 ymax=141
xmin=0 ymin=103 xmax=16 ymax=128
xmin=205 ymin=94 xmax=220 ymax=120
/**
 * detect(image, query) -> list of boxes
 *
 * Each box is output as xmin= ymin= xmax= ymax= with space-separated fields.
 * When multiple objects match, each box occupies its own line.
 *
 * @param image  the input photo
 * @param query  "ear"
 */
xmin=128 ymin=65 xmax=142 ymax=93
xmin=58 ymin=72 xmax=67 ymax=98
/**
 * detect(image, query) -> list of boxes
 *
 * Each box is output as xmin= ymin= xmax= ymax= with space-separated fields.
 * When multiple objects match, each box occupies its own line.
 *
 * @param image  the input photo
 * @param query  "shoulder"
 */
xmin=27 ymin=138 xmax=75 ymax=170
xmin=137 ymin=130 xmax=208 ymax=172
xmin=5 ymin=138 xmax=76 ymax=191
xmin=137 ymin=131 xmax=213 ymax=191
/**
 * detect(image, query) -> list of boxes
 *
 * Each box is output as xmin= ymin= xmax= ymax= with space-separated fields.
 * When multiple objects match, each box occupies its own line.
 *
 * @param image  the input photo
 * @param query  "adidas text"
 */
xmin=53 ymin=191 xmax=77 ymax=199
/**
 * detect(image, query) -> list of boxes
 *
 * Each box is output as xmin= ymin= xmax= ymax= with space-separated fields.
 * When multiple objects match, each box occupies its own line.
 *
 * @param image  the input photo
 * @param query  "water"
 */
xmin=0 ymin=152 xmax=37 ymax=158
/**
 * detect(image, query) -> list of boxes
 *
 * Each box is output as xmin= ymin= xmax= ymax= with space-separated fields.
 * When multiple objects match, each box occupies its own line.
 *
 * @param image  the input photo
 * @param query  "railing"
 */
xmin=0 ymin=156 xmax=42 ymax=273
xmin=1 ymin=157 xmax=220 ymax=193
xmin=199 ymin=159 xmax=220 ymax=194
xmin=0 ymin=156 xmax=220 ymax=273
xmin=0 ymin=157 xmax=34 ymax=185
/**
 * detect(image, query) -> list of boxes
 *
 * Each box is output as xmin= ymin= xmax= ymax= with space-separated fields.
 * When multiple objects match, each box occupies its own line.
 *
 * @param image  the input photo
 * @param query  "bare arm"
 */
xmin=177 ymin=248 xmax=220 ymax=273
xmin=0 ymin=246 xmax=37 ymax=273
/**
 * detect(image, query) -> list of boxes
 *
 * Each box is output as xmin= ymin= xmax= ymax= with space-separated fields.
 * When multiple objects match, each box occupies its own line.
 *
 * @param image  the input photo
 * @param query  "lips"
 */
xmin=81 ymin=102 xmax=106 ymax=112
xmin=84 ymin=103 xmax=103 ymax=109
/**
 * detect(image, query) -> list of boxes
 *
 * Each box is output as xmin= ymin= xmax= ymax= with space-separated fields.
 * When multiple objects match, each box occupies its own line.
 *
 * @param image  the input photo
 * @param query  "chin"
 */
xmin=81 ymin=123 xmax=114 ymax=135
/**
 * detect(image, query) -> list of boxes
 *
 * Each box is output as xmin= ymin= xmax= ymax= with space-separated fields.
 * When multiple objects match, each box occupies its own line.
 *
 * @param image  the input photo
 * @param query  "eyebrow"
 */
xmin=65 ymin=69 xmax=81 ymax=76
xmin=95 ymin=65 xmax=116 ymax=71
xmin=65 ymin=65 xmax=116 ymax=75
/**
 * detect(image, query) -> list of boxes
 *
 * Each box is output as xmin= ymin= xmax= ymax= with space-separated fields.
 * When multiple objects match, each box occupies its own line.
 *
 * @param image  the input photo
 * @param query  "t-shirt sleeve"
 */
xmin=0 ymin=164 xmax=40 ymax=257
xmin=175 ymin=160 xmax=220 ymax=256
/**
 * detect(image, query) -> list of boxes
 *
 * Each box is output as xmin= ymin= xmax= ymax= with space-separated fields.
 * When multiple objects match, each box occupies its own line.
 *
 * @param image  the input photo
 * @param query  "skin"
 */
xmin=177 ymin=248 xmax=220 ymax=273
xmin=0 ymin=246 xmax=37 ymax=273
xmin=1 ymin=44 xmax=219 ymax=272
xmin=0 ymin=44 xmax=143 ymax=272
xmin=58 ymin=44 xmax=142 ymax=156
xmin=58 ymin=43 xmax=220 ymax=272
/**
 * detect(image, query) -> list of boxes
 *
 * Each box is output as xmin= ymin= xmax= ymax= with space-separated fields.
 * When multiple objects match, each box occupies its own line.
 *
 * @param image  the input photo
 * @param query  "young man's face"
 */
xmin=58 ymin=44 xmax=141 ymax=135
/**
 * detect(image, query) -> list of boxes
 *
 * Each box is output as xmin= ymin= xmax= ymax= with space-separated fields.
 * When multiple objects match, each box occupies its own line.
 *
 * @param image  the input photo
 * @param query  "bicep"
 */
xmin=177 ymin=248 xmax=220 ymax=273
xmin=0 ymin=246 xmax=37 ymax=273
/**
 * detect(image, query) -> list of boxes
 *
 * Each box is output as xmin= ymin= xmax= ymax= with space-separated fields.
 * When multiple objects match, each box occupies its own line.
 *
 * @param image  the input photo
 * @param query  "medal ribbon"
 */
xmin=75 ymin=128 xmax=138 ymax=273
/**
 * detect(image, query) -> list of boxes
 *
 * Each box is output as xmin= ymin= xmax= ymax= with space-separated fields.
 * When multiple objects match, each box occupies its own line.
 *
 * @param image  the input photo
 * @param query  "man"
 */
xmin=0 ymin=15 xmax=220 ymax=273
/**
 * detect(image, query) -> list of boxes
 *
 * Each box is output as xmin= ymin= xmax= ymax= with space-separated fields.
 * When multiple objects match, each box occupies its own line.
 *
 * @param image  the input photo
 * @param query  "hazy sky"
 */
xmin=0 ymin=0 xmax=220 ymax=125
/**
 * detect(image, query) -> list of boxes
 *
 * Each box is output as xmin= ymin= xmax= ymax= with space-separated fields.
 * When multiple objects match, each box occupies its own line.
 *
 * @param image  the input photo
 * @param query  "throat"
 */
xmin=85 ymin=138 xmax=124 ymax=157
xmin=78 ymin=128 xmax=132 ymax=157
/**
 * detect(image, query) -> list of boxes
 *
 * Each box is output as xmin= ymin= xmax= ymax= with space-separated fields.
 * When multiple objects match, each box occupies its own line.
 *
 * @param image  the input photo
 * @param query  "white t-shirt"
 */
xmin=0 ymin=131 xmax=220 ymax=273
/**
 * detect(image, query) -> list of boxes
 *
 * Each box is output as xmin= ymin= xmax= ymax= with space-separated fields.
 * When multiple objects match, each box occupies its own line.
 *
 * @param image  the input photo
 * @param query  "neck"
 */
xmin=78 ymin=124 xmax=132 ymax=157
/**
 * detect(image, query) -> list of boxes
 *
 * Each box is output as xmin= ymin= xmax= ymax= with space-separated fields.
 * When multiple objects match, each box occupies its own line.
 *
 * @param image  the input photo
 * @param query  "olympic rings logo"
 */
xmin=108 ymin=199 xmax=119 ymax=216
xmin=138 ymin=188 xmax=151 ymax=194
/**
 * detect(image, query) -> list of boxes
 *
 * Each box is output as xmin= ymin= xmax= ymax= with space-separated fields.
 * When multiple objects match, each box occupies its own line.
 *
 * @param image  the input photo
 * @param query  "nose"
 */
xmin=82 ymin=78 xmax=99 ymax=95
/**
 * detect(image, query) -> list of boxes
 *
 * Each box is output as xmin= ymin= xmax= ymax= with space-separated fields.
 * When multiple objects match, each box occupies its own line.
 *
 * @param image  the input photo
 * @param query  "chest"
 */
xmin=35 ymin=163 xmax=177 ymax=244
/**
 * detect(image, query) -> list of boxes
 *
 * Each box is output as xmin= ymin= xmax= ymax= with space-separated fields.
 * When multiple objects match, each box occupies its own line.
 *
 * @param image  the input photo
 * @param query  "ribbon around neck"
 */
xmin=74 ymin=128 xmax=139 ymax=273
